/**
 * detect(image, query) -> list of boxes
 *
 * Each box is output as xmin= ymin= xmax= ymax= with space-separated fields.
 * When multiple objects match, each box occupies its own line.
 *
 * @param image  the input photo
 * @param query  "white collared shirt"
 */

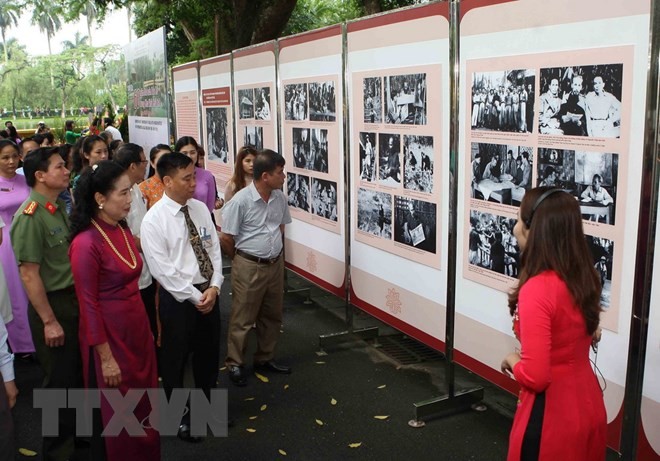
xmin=141 ymin=193 xmax=224 ymax=305
xmin=126 ymin=185 xmax=153 ymax=290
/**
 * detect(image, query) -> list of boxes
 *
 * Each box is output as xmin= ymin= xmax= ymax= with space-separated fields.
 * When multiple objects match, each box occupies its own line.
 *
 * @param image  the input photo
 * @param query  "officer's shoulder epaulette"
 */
xmin=22 ymin=201 xmax=38 ymax=216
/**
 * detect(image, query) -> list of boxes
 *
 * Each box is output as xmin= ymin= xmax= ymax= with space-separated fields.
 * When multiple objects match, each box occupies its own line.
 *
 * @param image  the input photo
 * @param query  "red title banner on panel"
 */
xmin=202 ymin=87 xmax=231 ymax=106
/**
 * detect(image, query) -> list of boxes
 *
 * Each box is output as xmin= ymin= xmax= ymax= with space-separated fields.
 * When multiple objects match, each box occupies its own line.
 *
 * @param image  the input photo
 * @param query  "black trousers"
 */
xmin=140 ymin=282 xmax=158 ymax=348
xmin=158 ymin=287 xmax=220 ymax=425
xmin=521 ymin=392 xmax=546 ymax=461
xmin=28 ymin=287 xmax=84 ymax=461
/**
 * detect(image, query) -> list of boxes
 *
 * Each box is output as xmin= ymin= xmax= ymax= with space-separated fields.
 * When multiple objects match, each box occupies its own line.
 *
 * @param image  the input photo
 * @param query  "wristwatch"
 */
xmin=211 ymin=285 xmax=221 ymax=296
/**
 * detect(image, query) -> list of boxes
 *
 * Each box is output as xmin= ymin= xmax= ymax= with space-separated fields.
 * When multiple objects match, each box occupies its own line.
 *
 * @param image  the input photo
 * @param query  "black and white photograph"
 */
xmin=292 ymin=128 xmax=311 ymax=169
xmin=536 ymin=148 xmax=618 ymax=225
xmin=586 ymin=235 xmax=614 ymax=308
xmin=311 ymin=178 xmax=338 ymax=222
xmin=394 ymin=196 xmax=436 ymax=253
xmin=538 ymin=64 xmax=623 ymax=138
xmin=378 ymin=133 xmax=401 ymax=186
xmin=357 ymin=188 xmax=392 ymax=239
xmin=285 ymin=83 xmax=308 ymax=121
xmin=358 ymin=132 xmax=377 ymax=182
xmin=470 ymin=142 xmax=533 ymax=207
xmin=205 ymin=107 xmax=229 ymax=163
xmin=363 ymin=77 xmax=382 ymax=124
xmin=309 ymin=81 xmax=336 ymax=122
xmin=307 ymin=128 xmax=329 ymax=173
xmin=243 ymin=125 xmax=263 ymax=151
xmin=468 ymin=210 xmax=520 ymax=278
xmin=287 ymin=173 xmax=311 ymax=212
xmin=385 ymin=73 xmax=427 ymax=125
xmin=403 ymin=135 xmax=434 ymax=193
xmin=238 ymin=88 xmax=254 ymax=119
xmin=254 ymin=87 xmax=271 ymax=120
xmin=470 ymin=70 xmax=535 ymax=133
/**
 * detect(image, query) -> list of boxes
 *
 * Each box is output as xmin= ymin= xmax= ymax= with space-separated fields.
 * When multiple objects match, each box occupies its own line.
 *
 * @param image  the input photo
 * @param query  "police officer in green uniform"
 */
xmin=11 ymin=147 xmax=83 ymax=461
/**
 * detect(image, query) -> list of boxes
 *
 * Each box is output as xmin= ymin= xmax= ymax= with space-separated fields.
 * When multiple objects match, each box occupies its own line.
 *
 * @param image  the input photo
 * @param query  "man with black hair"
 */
xmin=103 ymin=117 xmax=123 ymax=142
xmin=221 ymin=149 xmax=292 ymax=387
xmin=10 ymin=148 xmax=83 ymax=461
xmin=141 ymin=152 xmax=223 ymax=442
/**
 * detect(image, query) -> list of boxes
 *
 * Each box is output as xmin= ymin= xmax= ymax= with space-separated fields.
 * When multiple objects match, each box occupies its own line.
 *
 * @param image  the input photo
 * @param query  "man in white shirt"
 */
xmin=141 ymin=153 xmax=223 ymax=442
xmin=103 ymin=117 xmax=123 ymax=141
xmin=113 ymin=144 xmax=158 ymax=347
xmin=221 ymin=150 xmax=292 ymax=387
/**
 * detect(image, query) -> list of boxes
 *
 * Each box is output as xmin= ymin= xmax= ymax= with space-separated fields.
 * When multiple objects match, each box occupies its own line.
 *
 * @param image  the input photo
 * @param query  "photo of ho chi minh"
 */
xmin=586 ymin=235 xmax=614 ymax=309
xmin=287 ymin=172 xmax=311 ymax=212
xmin=363 ymin=77 xmax=382 ymax=124
xmin=385 ymin=73 xmax=427 ymax=125
xmin=539 ymin=64 xmax=623 ymax=138
xmin=309 ymin=81 xmax=336 ymax=122
xmin=393 ymin=196 xmax=437 ymax=254
xmin=357 ymin=188 xmax=392 ymax=239
xmin=285 ymin=83 xmax=308 ymax=121
xmin=205 ymin=107 xmax=229 ymax=163
xmin=468 ymin=210 xmax=520 ymax=278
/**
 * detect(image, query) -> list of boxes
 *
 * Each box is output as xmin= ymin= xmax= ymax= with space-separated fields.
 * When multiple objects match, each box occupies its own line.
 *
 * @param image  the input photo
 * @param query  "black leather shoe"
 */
xmin=177 ymin=424 xmax=202 ymax=443
xmin=228 ymin=365 xmax=247 ymax=386
xmin=254 ymin=360 xmax=292 ymax=374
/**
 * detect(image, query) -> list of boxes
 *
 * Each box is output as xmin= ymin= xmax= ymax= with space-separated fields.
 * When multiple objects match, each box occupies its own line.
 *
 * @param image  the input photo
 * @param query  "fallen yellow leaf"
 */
xmin=284 ymin=384 xmax=289 ymax=390
xmin=330 ymin=398 xmax=337 ymax=406
xmin=255 ymin=372 xmax=270 ymax=383
xmin=246 ymin=428 xmax=256 ymax=433
xmin=279 ymin=449 xmax=287 ymax=456
xmin=315 ymin=361 xmax=326 ymax=364
xmin=374 ymin=415 xmax=390 ymax=420
xmin=219 ymin=366 xmax=227 ymax=371
xmin=18 ymin=448 xmax=38 ymax=457
xmin=377 ymin=385 xmax=386 ymax=389
xmin=348 ymin=442 xmax=362 ymax=448
xmin=260 ymin=404 xmax=267 ymax=411
xmin=244 ymin=397 xmax=255 ymax=401
xmin=249 ymin=416 xmax=258 ymax=420
xmin=315 ymin=419 xmax=324 ymax=426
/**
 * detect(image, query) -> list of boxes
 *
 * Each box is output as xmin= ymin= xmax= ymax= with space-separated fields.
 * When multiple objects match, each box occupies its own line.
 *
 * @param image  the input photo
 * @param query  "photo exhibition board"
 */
xmin=279 ymin=26 xmax=346 ymax=295
xmin=347 ymin=2 xmax=450 ymax=348
xmin=172 ymin=62 xmax=201 ymax=141
xmin=642 ymin=200 xmax=660 ymax=458
xmin=232 ymin=42 xmax=278 ymax=159
xmin=199 ymin=54 xmax=234 ymax=208
xmin=123 ymin=27 xmax=170 ymax=158
xmin=456 ymin=0 xmax=651 ymax=445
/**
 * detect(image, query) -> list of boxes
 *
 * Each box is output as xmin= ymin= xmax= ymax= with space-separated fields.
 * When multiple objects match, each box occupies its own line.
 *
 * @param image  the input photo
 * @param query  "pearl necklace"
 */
xmin=91 ymin=219 xmax=137 ymax=269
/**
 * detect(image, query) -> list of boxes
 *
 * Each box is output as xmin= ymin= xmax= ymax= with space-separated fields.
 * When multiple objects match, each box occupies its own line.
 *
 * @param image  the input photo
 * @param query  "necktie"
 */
xmin=181 ymin=205 xmax=213 ymax=291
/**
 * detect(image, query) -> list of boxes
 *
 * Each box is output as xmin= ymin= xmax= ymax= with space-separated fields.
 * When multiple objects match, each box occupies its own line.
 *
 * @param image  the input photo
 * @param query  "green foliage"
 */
xmin=283 ymin=0 xmax=362 ymax=36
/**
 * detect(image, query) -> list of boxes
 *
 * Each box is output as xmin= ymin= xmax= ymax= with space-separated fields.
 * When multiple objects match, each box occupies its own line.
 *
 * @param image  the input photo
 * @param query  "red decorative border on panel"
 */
xmin=199 ymin=54 xmax=231 ymax=66
xmin=172 ymin=61 xmax=198 ymax=72
xmin=279 ymin=24 xmax=341 ymax=49
xmin=233 ymin=41 xmax=276 ymax=58
xmin=459 ymin=0 xmax=515 ymax=22
xmin=638 ymin=423 xmax=660 ymax=460
xmin=347 ymin=1 xmax=448 ymax=33
xmin=286 ymin=262 xmax=345 ymax=298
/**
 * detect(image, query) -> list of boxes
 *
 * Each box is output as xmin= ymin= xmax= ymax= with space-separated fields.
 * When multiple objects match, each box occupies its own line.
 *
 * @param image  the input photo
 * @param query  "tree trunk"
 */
xmin=251 ymin=0 xmax=298 ymax=45
xmin=1 ymin=29 xmax=7 ymax=64
xmin=48 ymin=34 xmax=54 ymax=88
xmin=362 ymin=0 xmax=382 ymax=15
xmin=87 ymin=17 xmax=93 ymax=47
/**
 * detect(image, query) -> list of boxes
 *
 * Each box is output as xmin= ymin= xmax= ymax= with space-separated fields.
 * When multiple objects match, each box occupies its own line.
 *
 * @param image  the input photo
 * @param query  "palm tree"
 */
xmin=31 ymin=0 xmax=62 ymax=57
xmin=0 ymin=0 xmax=20 ymax=64
xmin=62 ymin=31 xmax=88 ymax=50
xmin=80 ymin=0 xmax=96 ymax=47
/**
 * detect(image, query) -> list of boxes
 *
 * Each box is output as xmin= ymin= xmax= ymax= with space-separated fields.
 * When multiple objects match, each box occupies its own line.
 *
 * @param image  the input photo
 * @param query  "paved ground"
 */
xmin=9 ymin=270 xmax=613 ymax=460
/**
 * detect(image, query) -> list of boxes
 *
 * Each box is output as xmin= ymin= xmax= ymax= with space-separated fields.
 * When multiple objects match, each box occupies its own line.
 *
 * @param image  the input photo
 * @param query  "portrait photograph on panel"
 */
xmin=311 ymin=178 xmax=338 ymax=222
xmin=363 ymin=77 xmax=382 ymax=124
xmin=205 ymin=107 xmax=228 ymax=163
xmin=470 ymin=142 xmax=533 ymax=207
xmin=470 ymin=70 xmax=535 ymax=133
xmin=243 ymin=125 xmax=263 ymax=151
xmin=536 ymin=148 xmax=618 ymax=225
xmin=586 ymin=235 xmax=614 ymax=308
xmin=357 ymin=188 xmax=392 ymax=239
xmin=238 ymin=88 xmax=254 ymax=119
xmin=385 ymin=73 xmax=427 ymax=125
xmin=403 ymin=135 xmax=434 ymax=193
xmin=378 ymin=133 xmax=401 ymax=186
xmin=254 ymin=87 xmax=271 ymax=120
xmin=309 ymin=81 xmax=336 ymax=122
xmin=468 ymin=210 xmax=520 ymax=278
xmin=359 ymin=132 xmax=377 ymax=182
xmin=538 ymin=64 xmax=623 ymax=138
xmin=393 ymin=196 xmax=437 ymax=253
xmin=287 ymin=173 xmax=311 ymax=212
xmin=292 ymin=128 xmax=311 ymax=169
xmin=284 ymin=83 xmax=308 ymax=121
xmin=307 ymin=128 xmax=329 ymax=173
